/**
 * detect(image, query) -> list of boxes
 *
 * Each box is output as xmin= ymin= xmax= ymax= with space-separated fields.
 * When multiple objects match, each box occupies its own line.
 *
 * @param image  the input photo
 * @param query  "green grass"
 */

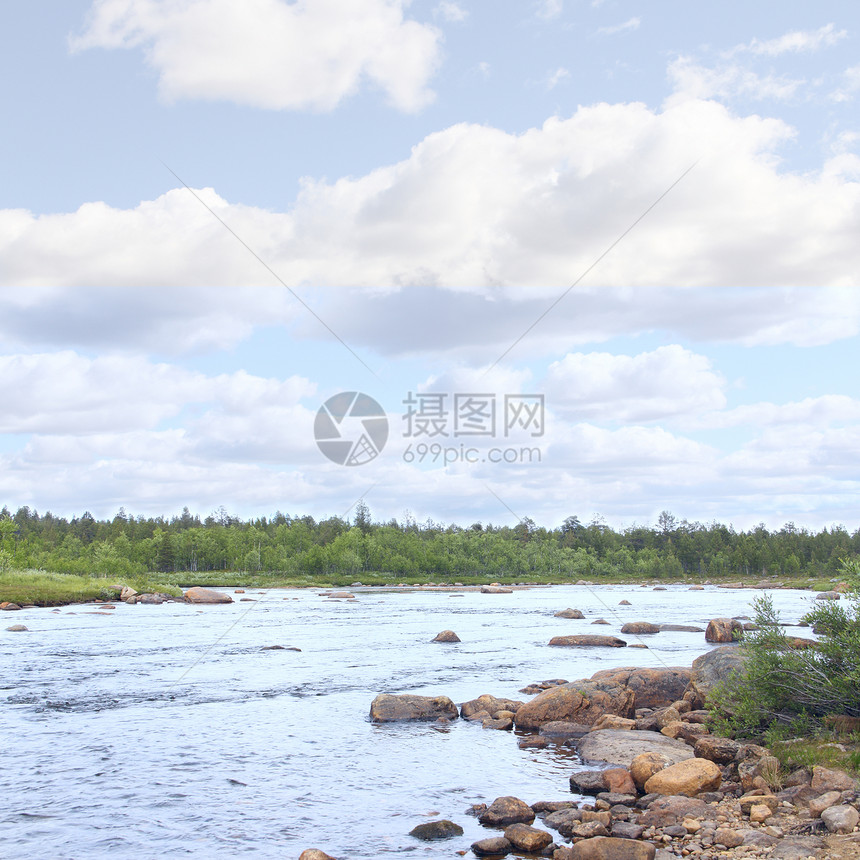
xmin=1 ymin=565 xmax=848 ymax=608
xmin=0 ymin=569 xmax=181 ymax=607
xmin=769 ymin=734 xmax=860 ymax=777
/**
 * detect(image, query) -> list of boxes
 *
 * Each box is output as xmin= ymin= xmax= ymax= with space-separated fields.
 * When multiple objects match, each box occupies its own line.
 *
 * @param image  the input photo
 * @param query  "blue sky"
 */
xmin=0 ymin=0 xmax=859 ymax=532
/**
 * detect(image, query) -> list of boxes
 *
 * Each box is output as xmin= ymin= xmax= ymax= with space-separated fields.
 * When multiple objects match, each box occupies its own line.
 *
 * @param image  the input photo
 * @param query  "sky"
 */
xmin=1 ymin=0 xmax=859 ymax=533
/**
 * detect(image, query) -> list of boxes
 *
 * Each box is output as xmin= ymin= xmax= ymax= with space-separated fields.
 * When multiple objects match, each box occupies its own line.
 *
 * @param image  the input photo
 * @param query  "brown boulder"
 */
xmin=705 ymin=618 xmax=744 ymax=643
xmin=478 ymin=796 xmax=535 ymax=826
xmin=471 ymin=836 xmax=512 ymax=856
xmin=369 ymin=694 xmax=458 ymax=722
xmin=514 ymin=681 xmax=634 ymax=730
xmin=461 ymin=694 xmax=523 ymax=719
xmin=549 ymin=635 xmax=627 ymax=648
xmin=810 ymin=765 xmax=859 ymax=792
xmin=685 ymin=645 xmax=745 ymax=706
xmin=602 ymin=767 xmax=637 ymax=795
xmin=694 ymin=736 xmax=741 ymax=763
xmin=5 ymin=624 xmax=28 ymax=632
xmin=638 ymin=795 xmax=718 ymax=827
xmin=503 ymin=823 xmax=553 ymax=852
xmin=299 ymin=852 xmax=336 ymax=860
xmin=644 ymin=758 xmax=722 ymax=796
xmin=558 ymin=836 xmax=656 ymax=860
xmin=620 ymin=622 xmax=661 ymax=635
xmin=576 ymin=729 xmax=694 ymax=769
xmin=630 ymin=752 xmax=674 ymax=790
xmin=183 ymin=587 xmax=233 ymax=604
xmin=432 ymin=630 xmax=461 ymax=643
xmin=409 ymin=820 xmax=464 ymax=840
xmin=590 ymin=667 xmax=692 ymax=710
xmin=555 ymin=608 xmax=585 ymax=618
xmin=591 ymin=715 xmax=635 ymax=731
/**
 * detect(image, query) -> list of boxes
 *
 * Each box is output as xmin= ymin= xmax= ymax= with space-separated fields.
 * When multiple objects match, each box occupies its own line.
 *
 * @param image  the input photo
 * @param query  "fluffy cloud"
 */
xmin=71 ymin=0 xmax=442 ymax=112
xmin=20 ymin=102 xmax=860 ymax=290
xmin=0 ymin=351 xmax=316 ymax=436
xmin=543 ymin=346 xmax=726 ymax=422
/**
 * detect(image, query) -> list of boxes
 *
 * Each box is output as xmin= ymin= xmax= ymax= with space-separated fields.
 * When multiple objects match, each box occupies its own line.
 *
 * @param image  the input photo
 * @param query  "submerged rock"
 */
xmin=549 ymin=635 xmax=627 ymax=648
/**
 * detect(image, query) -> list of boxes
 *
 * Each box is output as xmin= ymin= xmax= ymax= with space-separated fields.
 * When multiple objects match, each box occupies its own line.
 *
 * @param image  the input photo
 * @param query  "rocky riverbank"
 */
xmin=349 ymin=643 xmax=860 ymax=860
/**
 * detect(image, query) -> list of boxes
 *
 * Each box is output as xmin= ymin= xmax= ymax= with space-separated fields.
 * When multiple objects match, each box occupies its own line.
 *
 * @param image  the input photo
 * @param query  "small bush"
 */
xmin=710 ymin=558 xmax=860 ymax=738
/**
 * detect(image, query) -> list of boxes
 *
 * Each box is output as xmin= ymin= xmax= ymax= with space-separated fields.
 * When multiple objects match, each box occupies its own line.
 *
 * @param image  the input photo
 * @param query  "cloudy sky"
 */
xmin=1 ymin=0 xmax=859 ymax=531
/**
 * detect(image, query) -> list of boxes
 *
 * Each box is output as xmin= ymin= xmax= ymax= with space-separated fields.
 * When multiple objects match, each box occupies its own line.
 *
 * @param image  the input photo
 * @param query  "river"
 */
xmin=1 ymin=582 xmax=821 ymax=858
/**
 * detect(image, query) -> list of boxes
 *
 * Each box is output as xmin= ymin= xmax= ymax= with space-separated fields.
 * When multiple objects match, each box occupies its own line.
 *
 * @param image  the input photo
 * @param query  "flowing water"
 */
xmin=2 ymin=583 xmax=821 ymax=858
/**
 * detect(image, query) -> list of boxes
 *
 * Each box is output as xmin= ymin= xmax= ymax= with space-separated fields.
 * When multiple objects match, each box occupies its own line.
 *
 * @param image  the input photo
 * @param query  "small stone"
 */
xmin=5 ymin=624 xmax=28 ymax=632
xmin=748 ymin=804 xmax=771 ymax=823
xmin=713 ymin=827 xmax=744 ymax=848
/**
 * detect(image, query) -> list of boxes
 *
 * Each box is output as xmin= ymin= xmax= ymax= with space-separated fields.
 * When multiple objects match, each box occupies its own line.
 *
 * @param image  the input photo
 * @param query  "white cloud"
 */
xmin=667 ymin=56 xmax=804 ymax=103
xmin=2 ymin=101 xmax=860 ymax=358
xmin=435 ymin=1 xmax=467 ymax=23
xmin=0 ymin=351 xmax=316 ymax=436
xmin=546 ymin=66 xmax=570 ymax=90
xmin=830 ymin=64 xmax=860 ymax=103
xmin=597 ymin=17 xmax=640 ymax=36
xmin=537 ymin=0 xmax=563 ymax=20
xmin=71 ymin=0 xmax=442 ymax=112
xmin=740 ymin=23 xmax=847 ymax=57
xmin=544 ymin=346 xmax=726 ymax=422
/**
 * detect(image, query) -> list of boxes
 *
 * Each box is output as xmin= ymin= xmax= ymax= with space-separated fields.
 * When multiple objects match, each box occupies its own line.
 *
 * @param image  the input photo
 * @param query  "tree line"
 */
xmin=0 ymin=503 xmax=857 ymax=580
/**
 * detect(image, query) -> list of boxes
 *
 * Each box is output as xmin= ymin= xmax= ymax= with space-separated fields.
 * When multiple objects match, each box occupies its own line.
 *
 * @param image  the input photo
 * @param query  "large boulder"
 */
xmin=644 ymin=758 xmax=722 ymax=796
xmin=589 ymin=667 xmax=692 ymax=710
xmin=576 ymin=729 xmax=694 ymax=769
xmin=183 ymin=587 xmax=233 ymax=604
xmin=549 ymin=635 xmax=627 ymax=648
xmin=685 ymin=645 xmax=745 ymax=707
xmin=514 ymin=681 xmax=634 ymax=730
xmin=694 ymin=736 xmax=741 ymax=764
xmin=556 ymin=837 xmax=656 ymax=860
xmin=503 ymin=823 xmax=553 ymax=852
xmin=630 ymin=752 xmax=675 ymax=790
xmin=369 ymin=694 xmax=458 ymax=723
xmin=555 ymin=608 xmax=585 ymax=618
xmin=478 ymin=796 xmax=535 ymax=826
xmin=620 ymin=622 xmax=661 ymax=635
xmin=705 ymin=618 xmax=744 ymax=643
xmin=432 ymin=630 xmax=461 ymax=643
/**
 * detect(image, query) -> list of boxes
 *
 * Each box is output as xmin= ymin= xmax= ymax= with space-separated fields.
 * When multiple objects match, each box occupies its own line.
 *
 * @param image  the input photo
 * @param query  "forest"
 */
xmin=0 ymin=503 xmax=858 ymax=581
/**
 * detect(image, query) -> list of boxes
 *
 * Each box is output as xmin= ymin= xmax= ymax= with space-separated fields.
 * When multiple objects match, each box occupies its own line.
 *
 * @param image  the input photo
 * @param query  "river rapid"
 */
xmin=2 ymin=583 xmax=822 ymax=859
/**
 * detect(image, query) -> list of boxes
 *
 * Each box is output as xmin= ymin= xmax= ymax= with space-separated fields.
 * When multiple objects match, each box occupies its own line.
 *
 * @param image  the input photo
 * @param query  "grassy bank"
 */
xmin=0 ymin=566 xmax=847 ymax=607
xmin=0 ymin=569 xmax=182 ymax=607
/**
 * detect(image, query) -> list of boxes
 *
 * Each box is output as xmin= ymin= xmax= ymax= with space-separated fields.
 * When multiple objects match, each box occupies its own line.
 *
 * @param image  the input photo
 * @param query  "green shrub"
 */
xmin=710 ymin=558 xmax=860 ymax=737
